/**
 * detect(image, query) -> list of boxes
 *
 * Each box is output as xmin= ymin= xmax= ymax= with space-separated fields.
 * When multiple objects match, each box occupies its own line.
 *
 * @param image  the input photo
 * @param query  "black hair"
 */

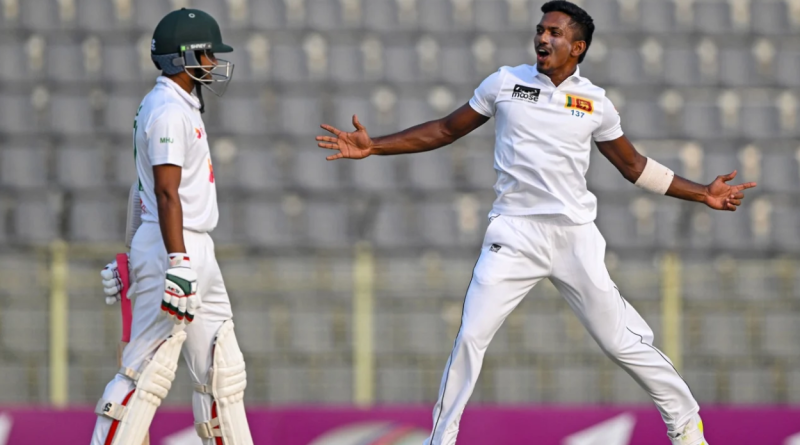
xmin=541 ymin=1 xmax=595 ymax=63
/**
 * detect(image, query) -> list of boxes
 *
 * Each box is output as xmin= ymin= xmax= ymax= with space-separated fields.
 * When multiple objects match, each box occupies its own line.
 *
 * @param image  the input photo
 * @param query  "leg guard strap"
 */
xmin=95 ymin=399 xmax=127 ymax=421
xmin=98 ymin=331 xmax=187 ymax=445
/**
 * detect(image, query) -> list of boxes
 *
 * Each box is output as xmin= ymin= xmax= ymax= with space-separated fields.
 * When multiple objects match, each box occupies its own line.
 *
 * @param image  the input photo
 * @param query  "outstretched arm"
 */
xmin=596 ymin=136 xmax=757 ymax=211
xmin=316 ymin=103 xmax=489 ymax=160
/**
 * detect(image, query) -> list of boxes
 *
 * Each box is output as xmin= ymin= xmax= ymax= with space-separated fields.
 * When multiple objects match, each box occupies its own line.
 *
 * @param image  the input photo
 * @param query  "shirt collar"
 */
xmin=156 ymin=76 xmax=201 ymax=110
xmin=533 ymin=64 xmax=582 ymax=87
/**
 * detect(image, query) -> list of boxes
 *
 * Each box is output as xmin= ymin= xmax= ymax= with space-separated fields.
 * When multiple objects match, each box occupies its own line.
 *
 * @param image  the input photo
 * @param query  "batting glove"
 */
xmin=162 ymin=253 xmax=199 ymax=325
xmin=100 ymin=258 xmax=125 ymax=305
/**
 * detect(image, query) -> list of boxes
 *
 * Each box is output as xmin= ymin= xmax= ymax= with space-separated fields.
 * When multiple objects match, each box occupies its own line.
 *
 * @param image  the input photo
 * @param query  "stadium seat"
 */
xmin=741 ymin=103 xmax=780 ymax=139
xmin=280 ymin=95 xmax=323 ymax=135
xmin=406 ymin=147 xmax=455 ymax=190
xmin=250 ymin=0 xmax=287 ymax=30
xmin=493 ymin=366 xmax=542 ymax=403
xmin=0 ymin=93 xmax=38 ymax=135
xmin=234 ymin=146 xmax=284 ymax=192
xmin=402 ymin=311 xmax=452 ymax=354
xmin=415 ymin=199 xmax=460 ymax=248
xmin=234 ymin=310 xmax=277 ymax=355
xmin=13 ymin=191 xmax=59 ymax=243
xmin=77 ymin=0 xmax=129 ymax=32
xmin=20 ymin=0 xmax=60 ymax=31
xmin=68 ymin=310 xmax=112 ymax=355
xmin=319 ymin=366 xmax=353 ymax=403
xmin=552 ymin=365 xmax=601 ymax=403
xmin=291 ymin=147 xmax=342 ymax=190
xmin=693 ymin=0 xmax=735 ymax=34
xmin=67 ymin=192 xmax=123 ymax=242
xmin=681 ymin=366 xmax=720 ymax=403
xmin=303 ymin=201 xmax=352 ymax=248
xmin=1 ymin=309 xmax=48 ymax=354
xmin=0 ymin=364 xmax=38 ymax=402
xmin=377 ymin=366 xmax=424 ymax=402
xmin=521 ymin=312 xmax=570 ymax=354
xmin=51 ymin=94 xmax=94 ymax=136
xmin=776 ymin=47 xmax=800 ymax=87
xmin=697 ymin=313 xmax=750 ymax=357
xmin=134 ymin=0 xmax=170 ymax=30
xmin=290 ymin=309 xmax=334 ymax=353
xmin=219 ymin=96 xmax=270 ymax=136
xmin=55 ymin=143 xmax=105 ymax=189
xmin=609 ymin=367 xmax=652 ymax=403
xmin=729 ymin=369 xmax=775 ymax=403
xmin=243 ymin=198 xmax=295 ymax=247
xmin=308 ymin=0 xmax=342 ymax=30
xmin=641 ymin=0 xmax=676 ymax=33
xmin=349 ymin=154 xmax=402 ymax=192
xmin=761 ymin=312 xmax=800 ymax=357
xmin=0 ymin=145 xmax=48 ymax=189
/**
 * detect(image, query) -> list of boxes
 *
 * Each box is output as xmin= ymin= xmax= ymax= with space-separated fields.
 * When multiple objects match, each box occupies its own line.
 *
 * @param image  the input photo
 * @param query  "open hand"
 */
xmin=704 ymin=170 xmax=757 ymax=211
xmin=316 ymin=115 xmax=373 ymax=160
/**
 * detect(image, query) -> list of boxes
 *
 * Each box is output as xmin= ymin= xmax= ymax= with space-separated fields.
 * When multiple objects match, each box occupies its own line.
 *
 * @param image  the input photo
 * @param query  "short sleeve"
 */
xmin=146 ymin=106 xmax=190 ymax=167
xmin=592 ymin=96 xmax=624 ymax=142
xmin=468 ymin=68 xmax=506 ymax=117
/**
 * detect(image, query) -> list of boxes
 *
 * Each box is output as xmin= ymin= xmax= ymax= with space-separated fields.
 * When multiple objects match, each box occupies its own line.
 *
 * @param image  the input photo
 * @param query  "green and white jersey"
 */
xmin=133 ymin=76 xmax=218 ymax=233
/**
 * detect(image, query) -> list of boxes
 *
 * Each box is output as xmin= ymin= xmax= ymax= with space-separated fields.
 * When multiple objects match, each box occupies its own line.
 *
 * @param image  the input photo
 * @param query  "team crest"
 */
xmin=565 ymin=94 xmax=594 ymax=114
xmin=195 ymin=128 xmax=204 ymax=139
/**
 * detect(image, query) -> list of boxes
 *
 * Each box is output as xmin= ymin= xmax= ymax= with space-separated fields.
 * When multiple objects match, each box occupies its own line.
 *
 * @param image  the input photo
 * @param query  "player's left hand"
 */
xmin=101 ymin=258 xmax=125 ymax=305
xmin=704 ymin=170 xmax=757 ymax=211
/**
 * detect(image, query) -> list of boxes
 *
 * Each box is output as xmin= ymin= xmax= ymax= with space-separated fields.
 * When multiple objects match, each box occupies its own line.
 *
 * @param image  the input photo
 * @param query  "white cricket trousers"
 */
xmin=424 ymin=215 xmax=699 ymax=445
xmin=91 ymin=222 xmax=233 ymax=445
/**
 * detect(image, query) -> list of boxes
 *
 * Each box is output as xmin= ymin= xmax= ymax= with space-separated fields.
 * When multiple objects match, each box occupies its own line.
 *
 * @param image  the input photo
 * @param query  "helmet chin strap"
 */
xmin=193 ymin=75 xmax=205 ymax=114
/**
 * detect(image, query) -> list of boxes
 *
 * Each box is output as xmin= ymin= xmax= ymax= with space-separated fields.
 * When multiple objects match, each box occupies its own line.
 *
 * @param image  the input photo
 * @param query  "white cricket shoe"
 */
xmin=669 ymin=414 xmax=708 ymax=445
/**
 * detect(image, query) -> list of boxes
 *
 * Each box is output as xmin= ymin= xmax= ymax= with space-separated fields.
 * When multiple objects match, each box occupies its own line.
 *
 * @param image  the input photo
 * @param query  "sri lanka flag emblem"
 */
xmin=565 ymin=95 xmax=594 ymax=114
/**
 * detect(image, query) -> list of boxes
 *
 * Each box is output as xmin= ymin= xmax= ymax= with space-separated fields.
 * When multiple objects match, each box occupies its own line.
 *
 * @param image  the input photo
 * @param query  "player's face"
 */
xmin=534 ymin=12 xmax=581 ymax=74
xmin=198 ymin=51 xmax=218 ymax=81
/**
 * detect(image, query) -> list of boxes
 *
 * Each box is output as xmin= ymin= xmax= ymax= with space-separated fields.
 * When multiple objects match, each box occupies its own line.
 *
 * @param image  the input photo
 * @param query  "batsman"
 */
xmin=91 ymin=9 xmax=253 ymax=445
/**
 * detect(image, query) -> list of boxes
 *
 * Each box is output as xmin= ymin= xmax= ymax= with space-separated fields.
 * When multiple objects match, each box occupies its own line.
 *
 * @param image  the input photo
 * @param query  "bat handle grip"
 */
xmin=116 ymin=253 xmax=133 ymax=342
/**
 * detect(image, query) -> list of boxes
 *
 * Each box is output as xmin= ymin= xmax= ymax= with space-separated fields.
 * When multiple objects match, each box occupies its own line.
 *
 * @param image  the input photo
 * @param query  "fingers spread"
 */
xmin=316 ymin=135 xmax=337 ymax=142
xmin=320 ymin=124 xmax=341 ymax=136
xmin=736 ymin=182 xmax=757 ymax=191
xmin=318 ymin=142 xmax=339 ymax=150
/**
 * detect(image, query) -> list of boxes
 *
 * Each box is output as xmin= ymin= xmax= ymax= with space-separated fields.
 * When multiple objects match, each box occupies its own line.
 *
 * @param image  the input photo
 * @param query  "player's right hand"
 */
xmin=162 ymin=254 xmax=199 ymax=325
xmin=316 ymin=114 xmax=373 ymax=160
xmin=100 ymin=259 xmax=124 ymax=305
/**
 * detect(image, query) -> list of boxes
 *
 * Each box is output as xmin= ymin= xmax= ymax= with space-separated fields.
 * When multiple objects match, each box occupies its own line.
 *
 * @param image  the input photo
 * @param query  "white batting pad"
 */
xmin=98 ymin=330 xmax=187 ymax=445
xmin=194 ymin=320 xmax=253 ymax=445
xmin=125 ymin=182 xmax=143 ymax=248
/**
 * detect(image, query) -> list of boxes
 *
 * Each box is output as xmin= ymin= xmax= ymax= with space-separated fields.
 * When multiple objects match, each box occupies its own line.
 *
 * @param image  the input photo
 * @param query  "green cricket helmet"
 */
xmin=151 ymin=8 xmax=234 ymax=97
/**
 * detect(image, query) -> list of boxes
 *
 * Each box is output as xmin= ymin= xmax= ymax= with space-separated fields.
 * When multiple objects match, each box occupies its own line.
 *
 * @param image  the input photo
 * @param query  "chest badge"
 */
xmin=512 ymin=84 xmax=541 ymax=103
xmin=195 ymin=127 xmax=205 ymax=139
xmin=565 ymin=94 xmax=594 ymax=114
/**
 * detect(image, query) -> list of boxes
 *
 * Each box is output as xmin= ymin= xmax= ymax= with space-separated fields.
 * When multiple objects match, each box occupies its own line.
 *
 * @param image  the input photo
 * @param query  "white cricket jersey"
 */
xmin=133 ymin=76 xmax=218 ymax=232
xmin=469 ymin=64 xmax=624 ymax=224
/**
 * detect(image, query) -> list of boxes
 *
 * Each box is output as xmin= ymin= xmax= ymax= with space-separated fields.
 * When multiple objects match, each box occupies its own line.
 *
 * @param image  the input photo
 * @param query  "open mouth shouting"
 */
xmin=536 ymin=46 xmax=551 ymax=64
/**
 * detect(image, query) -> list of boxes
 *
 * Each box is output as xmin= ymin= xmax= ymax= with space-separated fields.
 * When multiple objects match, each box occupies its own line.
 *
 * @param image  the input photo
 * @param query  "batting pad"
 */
xmin=96 ymin=330 xmax=187 ymax=445
xmin=125 ymin=182 xmax=142 ymax=249
xmin=194 ymin=320 xmax=254 ymax=444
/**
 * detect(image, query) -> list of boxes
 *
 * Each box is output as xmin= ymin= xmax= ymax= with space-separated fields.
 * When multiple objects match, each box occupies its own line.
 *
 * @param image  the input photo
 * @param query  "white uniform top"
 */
xmin=469 ymin=64 xmax=624 ymax=224
xmin=134 ymin=76 xmax=218 ymax=233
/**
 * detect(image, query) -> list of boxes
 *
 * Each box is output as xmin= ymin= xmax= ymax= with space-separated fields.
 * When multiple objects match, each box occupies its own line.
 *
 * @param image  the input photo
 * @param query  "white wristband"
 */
xmin=634 ymin=157 xmax=674 ymax=195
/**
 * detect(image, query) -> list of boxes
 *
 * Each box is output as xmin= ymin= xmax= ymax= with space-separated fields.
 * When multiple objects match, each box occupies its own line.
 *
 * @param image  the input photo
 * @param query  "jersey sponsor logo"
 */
xmin=208 ymin=158 xmax=215 ymax=183
xmin=565 ymin=94 xmax=594 ymax=114
xmin=512 ymin=84 xmax=540 ymax=103
xmin=160 ymin=137 xmax=174 ymax=143
xmin=195 ymin=128 xmax=204 ymax=139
